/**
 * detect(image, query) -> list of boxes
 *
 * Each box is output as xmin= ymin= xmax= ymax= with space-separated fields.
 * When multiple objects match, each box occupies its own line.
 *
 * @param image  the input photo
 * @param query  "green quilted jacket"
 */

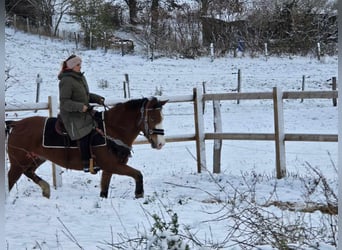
xmin=58 ymin=70 xmax=103 ymax=140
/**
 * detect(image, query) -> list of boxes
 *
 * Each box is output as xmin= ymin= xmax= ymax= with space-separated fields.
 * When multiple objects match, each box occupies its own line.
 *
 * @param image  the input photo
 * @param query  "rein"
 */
xmin=88 ymin=107 xmax=132 ymax=152
xmin=91 ymin=111 xmax=132 ymax=151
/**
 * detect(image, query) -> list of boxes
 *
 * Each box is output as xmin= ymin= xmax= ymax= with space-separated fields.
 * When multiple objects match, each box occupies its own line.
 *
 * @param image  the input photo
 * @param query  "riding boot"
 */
xmin=79 ymin=134 xmax=92 ymax=173
xmin=83 ymin=160 xmax=90 ymax=173
xmin=80 ymin=134 xmax=101 ymax=174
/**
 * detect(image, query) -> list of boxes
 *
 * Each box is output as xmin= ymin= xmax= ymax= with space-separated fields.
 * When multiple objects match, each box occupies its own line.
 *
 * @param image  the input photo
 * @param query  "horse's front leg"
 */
xmin=100 ymin=164 xmax=144 ymax=199
xmin=133 ymin=168 xmax=144 ymax=198
xmin=100 ymin=171 xmax=112 ymax=198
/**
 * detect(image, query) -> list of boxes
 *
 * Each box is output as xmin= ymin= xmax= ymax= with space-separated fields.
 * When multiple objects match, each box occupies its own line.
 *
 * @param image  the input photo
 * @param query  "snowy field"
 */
xmin=5 ymin=27 xmax=338 ymax=249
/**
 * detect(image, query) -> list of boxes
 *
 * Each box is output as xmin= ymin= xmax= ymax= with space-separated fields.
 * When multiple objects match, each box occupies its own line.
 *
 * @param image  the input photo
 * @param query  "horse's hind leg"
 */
xmin=23 ymin=162 xmax=50 ymax=199
xmin=8 ymin=160 xmax=50 ymax=198
xmin=24 ymin=167 xmax=50 ymax=198
xmin=8 ymin=164 xmax=23 ymax=191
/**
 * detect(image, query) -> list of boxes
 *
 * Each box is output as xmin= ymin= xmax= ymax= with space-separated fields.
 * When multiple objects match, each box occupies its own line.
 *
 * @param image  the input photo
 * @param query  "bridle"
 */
xmin=138 ymin=99 xmax=165 ymax=142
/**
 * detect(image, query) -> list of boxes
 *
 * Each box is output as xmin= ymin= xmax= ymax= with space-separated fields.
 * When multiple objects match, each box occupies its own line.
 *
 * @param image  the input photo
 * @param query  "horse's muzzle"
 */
xmin=150 ymin=135 xmax=165 ymax=150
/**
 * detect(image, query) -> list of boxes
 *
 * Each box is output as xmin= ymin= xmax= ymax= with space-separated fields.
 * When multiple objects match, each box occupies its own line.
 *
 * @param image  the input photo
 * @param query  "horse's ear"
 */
xmin=159 ymin=99 xmax=168 ymax=106
xmin=151 ymin=98 xmax=168 ymax=109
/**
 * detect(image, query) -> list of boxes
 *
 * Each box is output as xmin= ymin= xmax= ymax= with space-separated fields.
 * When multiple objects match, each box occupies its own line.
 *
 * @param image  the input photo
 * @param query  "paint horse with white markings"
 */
xmin=6 ymin=97 xmax=167 ymax=198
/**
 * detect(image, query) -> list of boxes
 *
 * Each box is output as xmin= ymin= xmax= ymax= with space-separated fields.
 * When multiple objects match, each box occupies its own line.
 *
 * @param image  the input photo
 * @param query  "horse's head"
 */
xmin=139 ymin=97 xmax=168 ymax=149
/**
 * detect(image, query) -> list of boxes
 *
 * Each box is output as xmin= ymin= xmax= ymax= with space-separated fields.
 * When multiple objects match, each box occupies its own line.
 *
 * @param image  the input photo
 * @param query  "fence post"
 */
xmin=273 ymin=87 xmax=286 ymax=178
xmin=237 ymin=69 xmax=241 ymax=104
xmin=123 ymin=81 xmax=127 ymax=98
xmin=124 ymin=74 xmax=131 ymax=98
xmin=26 ymin=17 xmax=30 ymax=33
xmin=264 ymin=43 xmax=268 ymax=61
xmin=193 ymin=87 xmax=206 ymax=173
xmin=38 ymin=21 xmax=41 ymax=38
xmin=202 ymin=82 xmax=206 ymax=113
xmin=210 ymin=43 xmax=214 ymax=62
xmin=104 ymin=32 xmax=107 ymax=53
xmin=121 ymin=40 xmax=125 ymax=56
xmin=48 ymin=96 xmax=63 ymax=188
xmin=301 ymin=75 xmax=305 ymax=103
xmin=74 ymin=32 xmax=78 ymax=50
xmin=35 ymin=74 xmax=42 ymax=112
xmin=213 ymin=100 xmax=222 ymax=173
xmin=332 ymin=77 xmax=337 ymax=106
xmin=90 ymin=32 xmax=93 ymax=49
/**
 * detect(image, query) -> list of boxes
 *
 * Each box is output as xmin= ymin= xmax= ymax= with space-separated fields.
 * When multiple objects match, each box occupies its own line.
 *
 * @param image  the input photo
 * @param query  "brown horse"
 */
xmin=6 ymin=97 xmax=167 ymax=199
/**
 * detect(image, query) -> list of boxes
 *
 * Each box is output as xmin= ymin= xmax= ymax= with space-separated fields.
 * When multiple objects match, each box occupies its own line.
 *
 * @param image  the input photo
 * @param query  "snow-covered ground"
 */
xmin=5 ymin=28 xmax=338 ymax=249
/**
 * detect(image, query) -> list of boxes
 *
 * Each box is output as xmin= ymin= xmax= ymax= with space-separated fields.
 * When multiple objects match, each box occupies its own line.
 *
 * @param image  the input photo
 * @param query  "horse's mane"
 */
xmin=125 ymin=98 xmax=149 ymax=110
xmin=110 ymin=97 xmax=162 ymax=113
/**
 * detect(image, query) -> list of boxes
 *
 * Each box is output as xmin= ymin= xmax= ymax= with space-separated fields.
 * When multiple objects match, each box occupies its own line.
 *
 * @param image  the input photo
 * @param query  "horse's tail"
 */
xmin=5 ymin=120 xmax=15 ymax=137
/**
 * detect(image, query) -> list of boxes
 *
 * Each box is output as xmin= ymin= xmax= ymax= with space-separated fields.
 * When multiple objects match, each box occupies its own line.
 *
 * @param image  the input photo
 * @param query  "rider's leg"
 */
xmin=79 ymin=132 xmax=100 ymax=173
xmin=79 ymin=134 xmax=91 ymax=172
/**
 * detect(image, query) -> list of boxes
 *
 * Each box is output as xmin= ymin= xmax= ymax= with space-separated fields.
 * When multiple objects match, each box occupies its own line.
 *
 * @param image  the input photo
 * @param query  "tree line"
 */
xmin=5 ymin=0 xmax=337 ymax=57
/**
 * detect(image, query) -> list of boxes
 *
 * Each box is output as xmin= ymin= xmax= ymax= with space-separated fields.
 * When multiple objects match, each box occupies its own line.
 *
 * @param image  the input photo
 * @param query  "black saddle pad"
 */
xmin=42 ymin=116 xmax=106 ymax=148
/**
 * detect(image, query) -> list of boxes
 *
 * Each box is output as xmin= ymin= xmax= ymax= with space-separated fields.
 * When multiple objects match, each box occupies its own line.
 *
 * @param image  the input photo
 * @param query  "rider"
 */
xmin=58 ymin=54 xmax=105 ymax=173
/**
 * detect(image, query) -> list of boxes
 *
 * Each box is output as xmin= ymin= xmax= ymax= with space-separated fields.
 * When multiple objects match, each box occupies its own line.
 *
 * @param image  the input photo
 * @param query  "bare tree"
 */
xmin=6 ymin=0 xmax=56 ymax=33
xmin=246 ymin=0 xmax=337 ymax=55
xmin=52 ymin=0 xmax=71 ymax=36
xmin=123 ymin=0 xmax=138 ymax=25
xmin=150 ymin=0 xmax=159 ymax=39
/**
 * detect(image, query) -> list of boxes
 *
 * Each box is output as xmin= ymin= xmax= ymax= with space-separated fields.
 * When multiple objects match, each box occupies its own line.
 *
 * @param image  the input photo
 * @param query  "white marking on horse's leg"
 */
xmin=38 ymin=180 xmax=51 ymax=199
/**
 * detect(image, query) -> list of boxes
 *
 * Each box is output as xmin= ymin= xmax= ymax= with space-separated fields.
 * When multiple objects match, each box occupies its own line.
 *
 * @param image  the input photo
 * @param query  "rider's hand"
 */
xmin=82 ymin=105 xmax=88 ymax=112
xmin=82 ymin=104 xmax=94 ymax=112
xmin=99 ymin=97 xmax=105 ymax=105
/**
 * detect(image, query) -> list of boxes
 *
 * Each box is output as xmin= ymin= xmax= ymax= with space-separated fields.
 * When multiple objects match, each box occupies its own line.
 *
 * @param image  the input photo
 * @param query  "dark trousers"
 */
xmin=79 ymin=133 xmax=92 ymax=163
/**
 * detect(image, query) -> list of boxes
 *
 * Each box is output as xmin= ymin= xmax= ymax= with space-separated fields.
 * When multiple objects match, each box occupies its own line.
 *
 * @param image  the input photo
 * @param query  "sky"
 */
xmin=4 ymin=27 xmax=339 ymax=249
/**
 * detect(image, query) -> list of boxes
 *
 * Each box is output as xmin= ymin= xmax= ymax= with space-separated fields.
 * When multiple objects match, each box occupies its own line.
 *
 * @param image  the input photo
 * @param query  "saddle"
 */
xmin=42 ymin=114 xmax=106 ymax=148
xmin=42 ymin=113 xmax=132 ymax=161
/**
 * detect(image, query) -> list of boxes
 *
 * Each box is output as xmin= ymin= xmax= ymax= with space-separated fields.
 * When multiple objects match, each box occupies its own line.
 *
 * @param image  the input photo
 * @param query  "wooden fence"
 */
xmin=5 ymin=87 xmax=338 ymax=189
xmin=138 ymin=87 xmax=338 ymax=179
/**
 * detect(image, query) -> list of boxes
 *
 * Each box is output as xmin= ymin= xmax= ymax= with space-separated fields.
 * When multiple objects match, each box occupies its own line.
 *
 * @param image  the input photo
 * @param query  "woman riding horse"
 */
xmin=6 ymin=97 xmax=167 ymax=199
xmin=58 ymin=54 xmax=105 ymax=173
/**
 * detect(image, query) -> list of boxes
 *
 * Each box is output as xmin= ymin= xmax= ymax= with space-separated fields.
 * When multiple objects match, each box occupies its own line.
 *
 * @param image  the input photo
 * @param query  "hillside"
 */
xmin=5 ymin=27 xmax=338 ymax=249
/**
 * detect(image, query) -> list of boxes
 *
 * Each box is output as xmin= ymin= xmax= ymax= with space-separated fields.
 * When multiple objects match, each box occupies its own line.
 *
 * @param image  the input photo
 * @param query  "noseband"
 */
xmin=139 ymin=100 xmax=164 ymax=141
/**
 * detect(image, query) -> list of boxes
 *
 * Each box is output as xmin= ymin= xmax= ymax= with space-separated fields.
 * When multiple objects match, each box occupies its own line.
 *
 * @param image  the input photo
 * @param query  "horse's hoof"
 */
xmin=43 ymin=190 xmax=50 ymax=199
xmin=100 ymin=191 xmax=108 ymax=198
xmin=135 ymin=192 xmax=144 ymax=199
xmin=39 ymin=180 xmax=50 ymax=199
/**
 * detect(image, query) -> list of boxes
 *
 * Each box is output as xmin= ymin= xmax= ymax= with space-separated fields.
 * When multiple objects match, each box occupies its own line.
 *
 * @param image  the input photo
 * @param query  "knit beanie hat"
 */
xmin=66 ymin=56 xmax=82 ymax=69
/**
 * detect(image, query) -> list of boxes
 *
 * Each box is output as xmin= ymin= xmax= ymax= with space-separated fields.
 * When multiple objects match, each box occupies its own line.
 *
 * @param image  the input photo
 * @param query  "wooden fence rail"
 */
xmin=121 ymin=87 xmax=338 ymax=178
xmin=5 ymin=87 xmax=338 ymax=188
xmin=197 ymin=87 xmax=338 ymax=178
